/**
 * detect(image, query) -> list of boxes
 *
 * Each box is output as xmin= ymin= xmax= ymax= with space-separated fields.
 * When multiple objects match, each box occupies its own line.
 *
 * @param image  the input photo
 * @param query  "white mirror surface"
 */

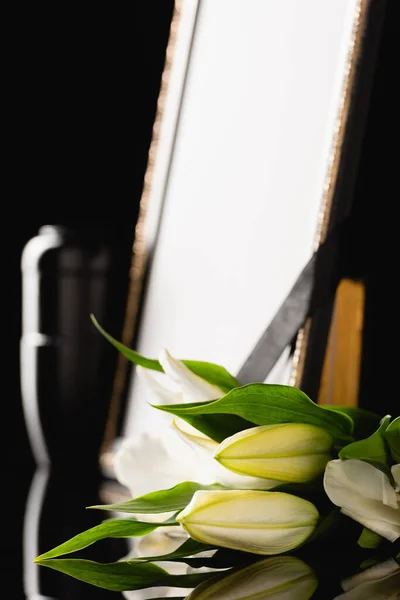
xmin=125 ymin=0 xmax=360 ymax=436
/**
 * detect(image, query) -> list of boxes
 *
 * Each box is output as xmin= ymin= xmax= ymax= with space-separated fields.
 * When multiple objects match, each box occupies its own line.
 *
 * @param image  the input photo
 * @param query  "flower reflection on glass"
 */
xmin=121 ymin=529 xmax=191 ymax=600
xmin=335 ymin=558 xmax=400 ymax=599
xmin=185 ymin=556 xmax=318 ymax=600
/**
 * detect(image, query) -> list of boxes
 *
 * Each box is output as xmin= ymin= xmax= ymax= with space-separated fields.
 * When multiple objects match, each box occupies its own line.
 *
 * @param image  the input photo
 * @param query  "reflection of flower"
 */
xmin=185 ymin=556 xmax=318 ymax=600
xmin=214 ymin=423 xmax=332 ymax=483
xmin=121 ymin=529 xmax=191 ymax=600
xmin=323 ymin=459 xmax=400 ymax=542
xmin=177 ymin=489 xmax=319 ymax=555
xmin=115 ymin=350 xmax=282 ymax=498
xmin=335 ymin=558 xmax=400 ymax=599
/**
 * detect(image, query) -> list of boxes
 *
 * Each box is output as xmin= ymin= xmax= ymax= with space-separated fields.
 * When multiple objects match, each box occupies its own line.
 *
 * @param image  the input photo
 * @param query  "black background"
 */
xmin=4 ymin=3 xmax=174 ymax=598
xmin=2 ymin=0 xmax=399 ymax=597
xmin=5 ymin=1 xmax=175 ymax=469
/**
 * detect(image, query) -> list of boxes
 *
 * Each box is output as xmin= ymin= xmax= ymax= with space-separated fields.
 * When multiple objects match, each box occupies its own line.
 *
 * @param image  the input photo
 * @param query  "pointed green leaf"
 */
xmin=90 ymin=315 xmax=239 ymax=392
xmin=154 ymin=384 xmax=354 ymax=443
xmin=135 ymin=539 xmax=258 ymax=571
xmin=35 ymin=517 xmax=177 ymax=560
xmin=358 ymin=527 xmax=383 ymax=549
xmin=89 ymin=482 xmax=224 ymax=514
xmin=323 ymin=406 xmax=381 ymax=439
xmin=339 ymin=415 xmax=392 ymax=469
xmin=385 ymin=417 xmax=400 ymax=462
xmin=183 ymin=361 xmax=240 ymax=393
xmin=35 ymin=558 xmax=219 ymax=592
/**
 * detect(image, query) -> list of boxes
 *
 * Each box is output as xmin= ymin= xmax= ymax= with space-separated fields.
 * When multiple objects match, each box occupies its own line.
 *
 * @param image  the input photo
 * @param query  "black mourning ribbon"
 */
xmin=237 ymin=219 xmax=350 ymax=384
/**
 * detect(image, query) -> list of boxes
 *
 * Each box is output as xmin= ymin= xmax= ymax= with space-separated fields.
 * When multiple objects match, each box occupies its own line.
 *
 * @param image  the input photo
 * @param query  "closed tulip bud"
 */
xmin=214 ymin=423 xmax=333 ymax=483
xmin=176 ymin=490 xmax=319 ymax=555
xmin=185 ymin=556 xmax=318 ymax=600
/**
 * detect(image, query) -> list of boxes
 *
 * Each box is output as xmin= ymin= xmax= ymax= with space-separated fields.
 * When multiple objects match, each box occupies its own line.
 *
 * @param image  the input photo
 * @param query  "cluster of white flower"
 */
xmin=115 ymin=350 xmax=400 ymax=561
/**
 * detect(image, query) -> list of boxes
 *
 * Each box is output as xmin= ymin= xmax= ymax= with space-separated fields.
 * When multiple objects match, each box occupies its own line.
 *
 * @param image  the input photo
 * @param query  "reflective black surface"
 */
xmin=11 ymin=466 xmax=127 ymax=599
xmin=15 ymin=224 xmax=131 ymax=598
xmin=9 ymin=463 xmax=399 ymax=600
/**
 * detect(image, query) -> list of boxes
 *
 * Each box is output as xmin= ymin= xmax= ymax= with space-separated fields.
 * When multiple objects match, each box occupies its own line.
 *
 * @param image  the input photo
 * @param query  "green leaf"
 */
xmin=323 ymin=406 xmax=381 ymax=439
xmin=154 ymin=384 xmax=354 ymax=443
xmin=136 ymin=538 xmax=257 ymax=571
xmin=90 ymin=315 xmax=239 ymax=392
xmin=133 ymin=537 xmax=215 ymax=564
xmin=35 ymin=558 xmax=220 ymax=592
xmin=385 ymin=417 xmax=400 ymax=462
xmin=183 ymin=361 xmax=240 ymax=393
xmin=339 ymin=415 xmax=392 ymax=469
xmin=35 ymin=517 xmax=177 ymax=560
xmin=358 ymin=527 xmax=383 ymax=549
xmin=89 ymin=482 xmax=224 ymax=514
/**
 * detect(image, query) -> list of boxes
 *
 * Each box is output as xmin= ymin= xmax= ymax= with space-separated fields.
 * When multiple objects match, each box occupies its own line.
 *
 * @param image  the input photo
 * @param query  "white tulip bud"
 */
xmin=215 ymin=423 xmax=333 ymax=483
xmin=176 ymin=490 xmax=319 ymax=555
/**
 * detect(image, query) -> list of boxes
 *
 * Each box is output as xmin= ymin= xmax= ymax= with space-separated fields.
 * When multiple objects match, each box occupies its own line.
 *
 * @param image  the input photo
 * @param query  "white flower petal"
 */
xmin=172 ymin=420 xmax=282 ymax=490
xmin=123 ymin=588 xmax=169 ymax=599
xmin=121 ymin=536 xmax=191 ymax=599
xmin=341 ymin=558 xmax=399 ymax=591
xmin=159 ymin=349 xmax=224 ymax=403
xmin=171 ymin=418 xmax=216 ymax=450
xmin=392 ymin=464 xmax=400 ymax=492
xmin=335 ymin=559 xmax=400 ymax=599
xmin=137 ymin=366 xmax=183 ymax=405
xmin=134 ymin=529 xmax=188 ymax=559
xmin=324 ymin=459 xmax=399 ymax=508
xmin=324 ymin=460 xmax=400 ymax=542
xmin=114 ymin=433 xmax=194 ymax=499
xmin=341 ymin=507 xmax=400 ymax=543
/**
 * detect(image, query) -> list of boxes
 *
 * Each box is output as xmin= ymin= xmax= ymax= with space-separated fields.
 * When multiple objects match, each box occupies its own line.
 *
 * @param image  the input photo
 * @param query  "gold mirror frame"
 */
xmin=291 ymin=0 xmax=370 ymax=389
xmin=102 ymin=0 xmax=375 ymax=454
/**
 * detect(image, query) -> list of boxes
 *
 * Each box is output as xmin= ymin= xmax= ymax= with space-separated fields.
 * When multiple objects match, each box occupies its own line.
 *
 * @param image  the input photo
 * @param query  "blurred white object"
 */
xmin=121 ymin=530 xmax=193 ymax=600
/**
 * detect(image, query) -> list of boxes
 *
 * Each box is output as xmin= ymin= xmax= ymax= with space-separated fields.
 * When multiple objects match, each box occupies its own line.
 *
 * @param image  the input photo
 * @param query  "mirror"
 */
xmin=113 ymin=0 xmax=376 ymax=439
